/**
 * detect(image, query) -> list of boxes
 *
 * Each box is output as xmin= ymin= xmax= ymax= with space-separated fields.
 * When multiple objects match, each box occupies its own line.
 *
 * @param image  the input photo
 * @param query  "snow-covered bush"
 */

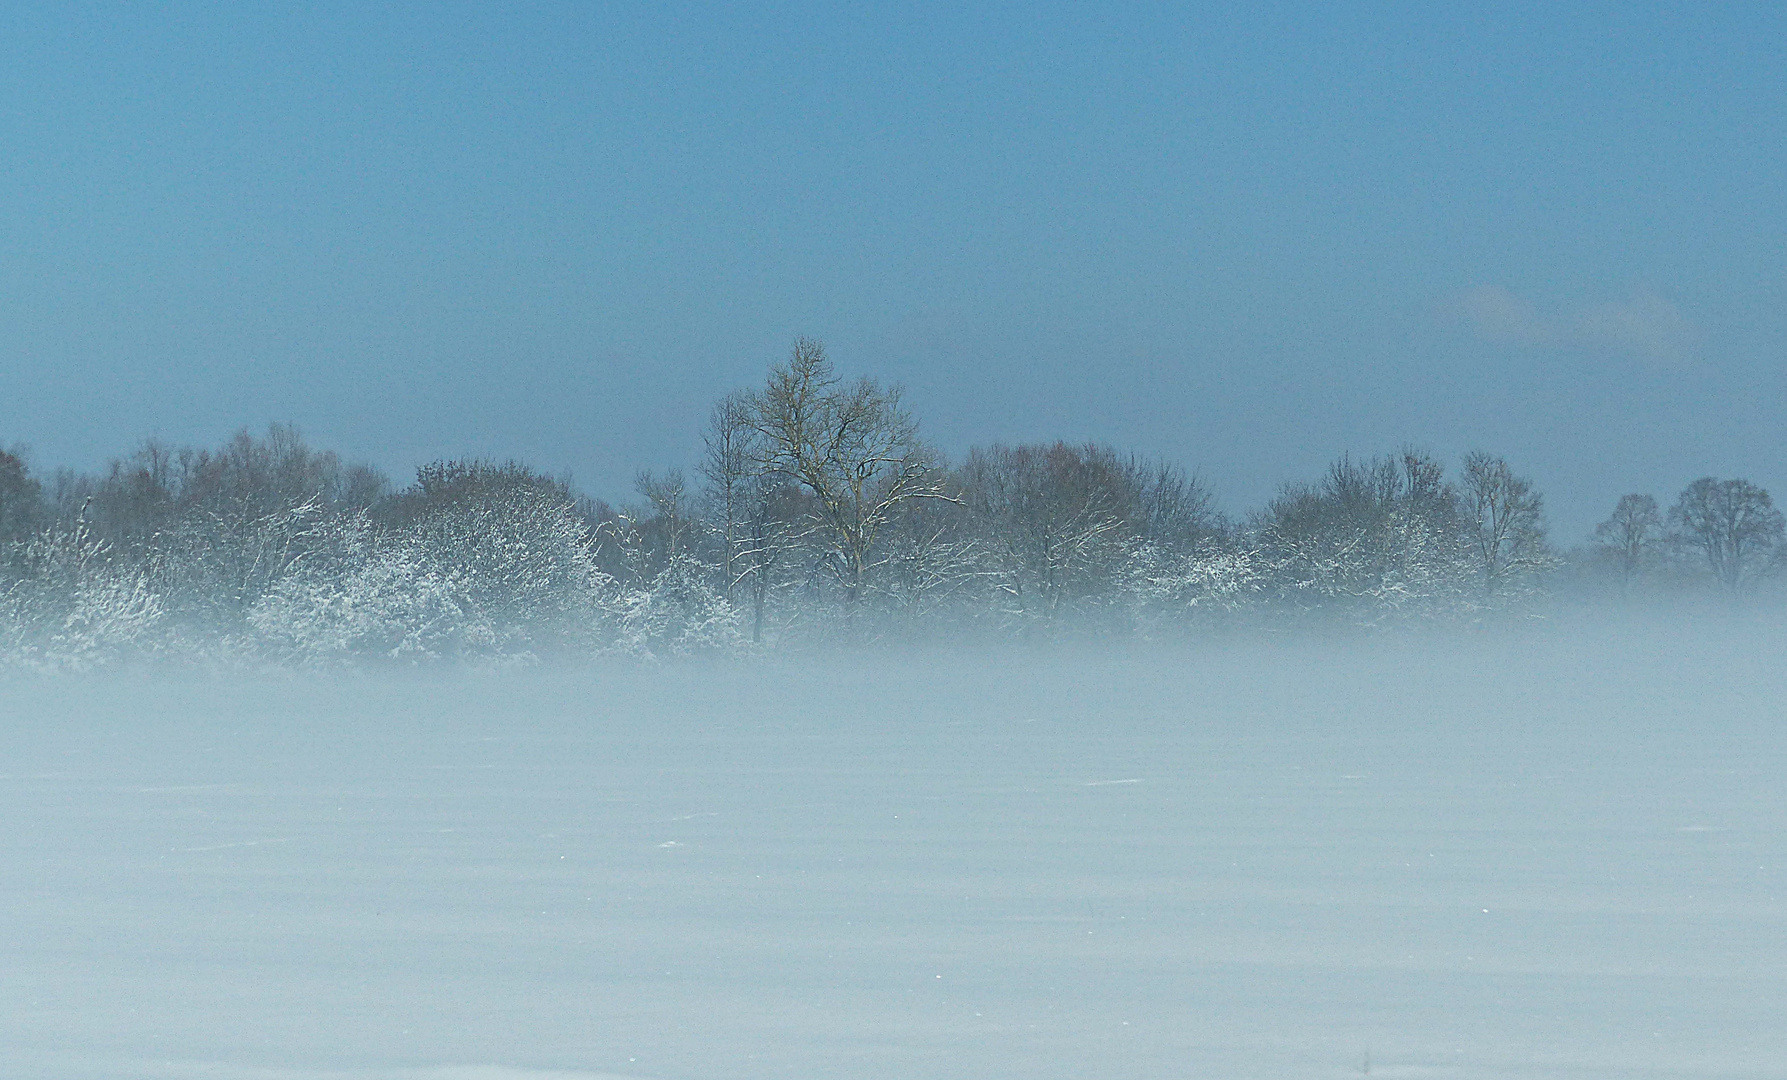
xmin=1120 ymin=539 xmax=1264 ymax=632
xmin=0 ymin=522 xmax=163 ymax=670
xmin=148 ymin=500 xmax=326 ymax=635
xmin=608 ymin=552 xmax=745 ymax=659
xmin=247 ymin=513 xmax=477 ymax=664
xmin=249 ymin=468 xmax=614 ymax=665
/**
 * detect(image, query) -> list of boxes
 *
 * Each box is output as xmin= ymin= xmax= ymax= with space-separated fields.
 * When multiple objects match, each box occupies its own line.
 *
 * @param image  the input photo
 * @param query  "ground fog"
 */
xmin=3 ymin=626 xmax=1785 ymax=1079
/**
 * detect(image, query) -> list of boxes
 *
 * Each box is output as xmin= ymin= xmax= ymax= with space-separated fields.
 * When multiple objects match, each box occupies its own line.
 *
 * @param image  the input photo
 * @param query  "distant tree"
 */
xmin=1668 ymin=477 xmax=1784 ymax=594
xmin=956 ymin=442 xmax=1223 ymax=630
xmin=736 ymin=477 xmax=804 ymax=643
xmin=1592 ymin=493 xmax=1662 ymax=597
xmin=179 ymin=422 xmax=371 ymax=520
xmin=1256 ymin=449 xmax=1471 ymax=619
xmin=58 ymin=426 xmax=388 ymax=630
xmin=960 ymin=442 xmax=1136 ymax=620
xmin=1130 ymin=457 xmax=1223 ymax=550
xmin=880 ymin=475 xmax=991 ymax=626
xmin=1460 ymin=451 xmax=1551 ymax=598
xmin=381 ymin=459 xmax=607 ymax=652
xmin=80 ymin=425 xmax=381 ymax=542
xmin=387 ymin=458 xmax=571 ymax=522
xmin=0 ymin=447 xmax=43 ymax=546
xmin=84 ymin=439 xmax=181 ymax=553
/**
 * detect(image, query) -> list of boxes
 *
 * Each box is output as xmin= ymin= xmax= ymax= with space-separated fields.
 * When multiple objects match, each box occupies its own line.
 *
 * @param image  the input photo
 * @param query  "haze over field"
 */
xmin=4 ymin=628 xmax=1786 ymax=1079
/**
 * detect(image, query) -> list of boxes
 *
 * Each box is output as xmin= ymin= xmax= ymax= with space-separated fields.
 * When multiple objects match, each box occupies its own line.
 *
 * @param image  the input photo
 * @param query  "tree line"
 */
xmin=2 ymin=339 xmax=1781 ymax=667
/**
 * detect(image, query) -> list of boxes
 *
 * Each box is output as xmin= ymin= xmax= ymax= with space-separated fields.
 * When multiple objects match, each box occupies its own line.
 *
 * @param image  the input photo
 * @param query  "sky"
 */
xmin=1 ymin=2 xmax=1783 ymax=538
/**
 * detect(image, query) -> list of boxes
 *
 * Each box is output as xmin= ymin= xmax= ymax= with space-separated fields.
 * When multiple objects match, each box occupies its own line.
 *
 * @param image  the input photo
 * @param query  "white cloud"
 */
xmin=1454 ymin=285 xmax=1552 ymax=346
xmin=1570 ymin=289 xmax=1695 ymax=365
xmin=1448 ymin=285 xmax=1697 ymax=367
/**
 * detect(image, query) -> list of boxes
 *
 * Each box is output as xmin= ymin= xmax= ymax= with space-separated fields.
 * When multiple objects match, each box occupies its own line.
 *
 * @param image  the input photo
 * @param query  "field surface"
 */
xmin=3 ymin=630 xmax=1784 ymax=1079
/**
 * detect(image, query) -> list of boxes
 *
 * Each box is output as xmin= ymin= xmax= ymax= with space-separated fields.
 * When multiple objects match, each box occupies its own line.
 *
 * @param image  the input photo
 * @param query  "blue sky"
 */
xmin=2 ymin=2 xmax=1782 ymax=536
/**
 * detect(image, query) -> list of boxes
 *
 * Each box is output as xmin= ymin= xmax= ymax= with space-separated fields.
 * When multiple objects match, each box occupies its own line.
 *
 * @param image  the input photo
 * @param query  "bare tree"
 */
xmin=1592 ymin=493 xmax=1662 ymax=597
xmin=83 ymin=438 xmax=180 ymax=553
xmin=960 ymin=442 xmax=1136 ymax=619
xmin=700 ymin=393 xmax=806 ymax=642
xmin=748 ymin=337 xmax=948 ymax=612
xmin=1668 ymin=477 xmax=1784 ymax=594
xmin=1129 ymin=457 xmax=1222 ymax=550
xmin=735 ymin=476 xmax=804 ymax=643
xmin=1460 ymin=451 xmax=1551 ymax=598
xmin=635 ymin=468 xmax=692 ymax=563
xmin=0 ymin=447 xmax=43 ymax=546
xmin=700 ymin=392 xmax=756 ymax=603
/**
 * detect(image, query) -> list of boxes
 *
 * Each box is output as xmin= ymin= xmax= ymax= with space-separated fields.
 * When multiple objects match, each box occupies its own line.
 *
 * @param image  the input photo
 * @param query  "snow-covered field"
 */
xmin=4 ymin=628 xmax=1785 ymax=1079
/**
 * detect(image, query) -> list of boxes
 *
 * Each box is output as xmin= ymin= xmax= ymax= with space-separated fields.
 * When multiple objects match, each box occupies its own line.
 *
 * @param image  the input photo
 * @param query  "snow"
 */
xmin=2 ymin=628 xmax=1785 ymax=1078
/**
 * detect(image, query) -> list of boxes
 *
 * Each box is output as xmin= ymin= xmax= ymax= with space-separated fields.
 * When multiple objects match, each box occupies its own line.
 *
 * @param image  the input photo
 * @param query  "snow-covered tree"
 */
xmin=878 ymin=490 xmax=993 ymax=631
xmin=607 ymin=552 xmax=745 ymax=659
xmin=389 ymin=463 xmax=610 ymax=657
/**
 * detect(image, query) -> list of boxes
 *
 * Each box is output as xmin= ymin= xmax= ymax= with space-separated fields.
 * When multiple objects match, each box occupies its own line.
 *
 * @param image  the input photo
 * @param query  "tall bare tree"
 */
xmin=748 ymin=337 xmax=948 ymax=612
